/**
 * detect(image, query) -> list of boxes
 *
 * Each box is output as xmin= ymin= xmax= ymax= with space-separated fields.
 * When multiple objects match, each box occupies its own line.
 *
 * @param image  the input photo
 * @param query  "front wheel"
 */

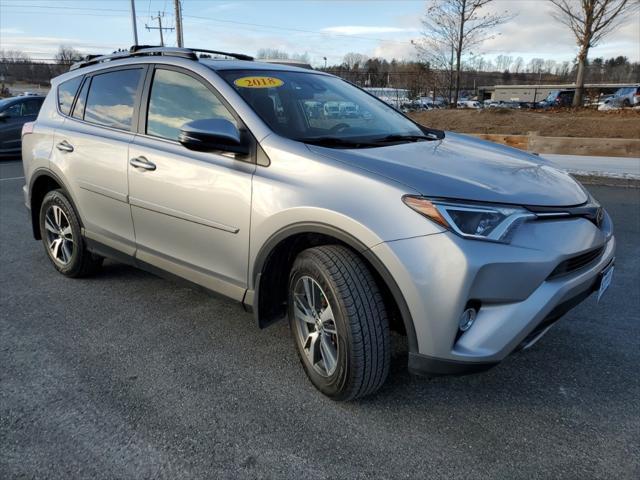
xmin=288 ymin=245 xmax=390 ymax=401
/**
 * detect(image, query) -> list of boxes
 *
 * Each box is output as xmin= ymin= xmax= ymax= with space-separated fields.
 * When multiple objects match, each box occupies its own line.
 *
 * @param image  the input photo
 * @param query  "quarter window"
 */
xmin=146 ymin=69 xmax=237 ymax=141
xmin=57 ymin=76 xmax=82 ymax=115
xmin=84 ymin=69 xmax=142 ymax=130
xmin=72 ymin=78 xmax=90 ymax=120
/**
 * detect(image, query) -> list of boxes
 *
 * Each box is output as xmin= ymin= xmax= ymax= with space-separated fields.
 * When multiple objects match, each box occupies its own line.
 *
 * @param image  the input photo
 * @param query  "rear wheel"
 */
xmin=39 ymin=189 xmax=103 ymax=277
xmin=288 ymin=245 xmax=390 ymax=401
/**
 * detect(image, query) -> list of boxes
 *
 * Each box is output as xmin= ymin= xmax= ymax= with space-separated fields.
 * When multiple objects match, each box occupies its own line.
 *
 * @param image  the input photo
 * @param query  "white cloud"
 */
xmin=477 ymin=0 xmax=640 ymax=61
xmin=321 ymin=26 xmax=409 ymax=35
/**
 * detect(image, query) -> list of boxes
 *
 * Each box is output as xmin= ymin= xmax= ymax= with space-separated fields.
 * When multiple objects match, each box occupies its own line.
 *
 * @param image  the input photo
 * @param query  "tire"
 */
xmin=288 ymin=245 xmax=390 ymax=401
xmin=39 ymin=189 xmax=103 ymax=277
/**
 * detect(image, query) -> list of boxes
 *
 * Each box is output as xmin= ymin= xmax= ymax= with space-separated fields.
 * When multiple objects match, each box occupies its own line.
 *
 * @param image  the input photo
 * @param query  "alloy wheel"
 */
xmin=44 ymin=205 xmax=74 ymax=265
xmin=292 ymin=276 xmax=339 ymax=377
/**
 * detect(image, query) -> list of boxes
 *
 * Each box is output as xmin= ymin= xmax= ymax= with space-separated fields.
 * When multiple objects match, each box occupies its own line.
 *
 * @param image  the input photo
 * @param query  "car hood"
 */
xmin=308 ymin=132 xmax=587 ymax=207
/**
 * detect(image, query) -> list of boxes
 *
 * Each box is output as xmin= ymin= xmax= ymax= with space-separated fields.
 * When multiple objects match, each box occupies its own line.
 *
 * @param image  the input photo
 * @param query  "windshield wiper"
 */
xmin=296 ymin=137 xmax=379 ymax=148
xmin=371 ymin=134 xmax=433 ymax=144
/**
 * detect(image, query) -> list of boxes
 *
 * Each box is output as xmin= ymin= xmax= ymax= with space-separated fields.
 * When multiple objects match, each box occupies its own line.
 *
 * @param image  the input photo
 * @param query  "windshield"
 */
xmin=217 ymin=69 xmax=429 ymax=147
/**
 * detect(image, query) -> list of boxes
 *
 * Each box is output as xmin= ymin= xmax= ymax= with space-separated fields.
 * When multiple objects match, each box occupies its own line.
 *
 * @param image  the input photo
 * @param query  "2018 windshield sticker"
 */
xmin=234 ymin=76 xmax=284 ymax=88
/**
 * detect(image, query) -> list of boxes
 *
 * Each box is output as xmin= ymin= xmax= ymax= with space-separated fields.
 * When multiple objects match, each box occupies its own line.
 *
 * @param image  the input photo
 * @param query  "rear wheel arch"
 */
xmin=252 ymin=223 xmax=418 ymax=353
xmin=29 ymin=170 xmax=79 ymax=240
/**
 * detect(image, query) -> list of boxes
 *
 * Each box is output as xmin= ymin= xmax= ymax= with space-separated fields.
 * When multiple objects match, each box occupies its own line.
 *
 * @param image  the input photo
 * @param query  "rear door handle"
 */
xmin=129 ymin=156 xmax=156 ymax=171
xmin=56 ymin=140 xmax=74 ymax=153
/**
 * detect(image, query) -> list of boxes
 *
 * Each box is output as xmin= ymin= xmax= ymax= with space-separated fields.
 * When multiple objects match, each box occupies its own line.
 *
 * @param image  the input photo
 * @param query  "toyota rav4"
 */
xmin=22 ymin=46 xmax=615 ymax=400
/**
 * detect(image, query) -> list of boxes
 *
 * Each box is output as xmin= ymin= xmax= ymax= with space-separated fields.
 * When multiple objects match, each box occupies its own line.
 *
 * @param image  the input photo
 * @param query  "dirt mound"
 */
xmin=409 ymin=109 xmax=640 ymax=139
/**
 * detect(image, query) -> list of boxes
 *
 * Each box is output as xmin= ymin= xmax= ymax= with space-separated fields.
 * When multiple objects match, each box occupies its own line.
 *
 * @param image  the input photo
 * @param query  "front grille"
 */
xmin=548 ymin=247 xmax=604 ymax=279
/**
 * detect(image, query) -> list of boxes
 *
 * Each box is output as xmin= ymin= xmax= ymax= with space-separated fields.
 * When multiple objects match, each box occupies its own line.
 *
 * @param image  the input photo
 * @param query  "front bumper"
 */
xmin=372 ymin=213 xmax=615 ymax=375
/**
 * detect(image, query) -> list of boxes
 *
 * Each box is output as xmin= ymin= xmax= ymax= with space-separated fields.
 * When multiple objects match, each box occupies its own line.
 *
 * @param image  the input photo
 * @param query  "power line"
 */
xmin=1 ymin=4 xmax=416 ymax=46
xmin=145 ymin=11 xmax=173 ymax=47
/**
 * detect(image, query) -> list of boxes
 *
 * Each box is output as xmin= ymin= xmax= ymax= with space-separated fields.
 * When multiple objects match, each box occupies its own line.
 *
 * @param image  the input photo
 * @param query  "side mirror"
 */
xmin=178 ymin=118 xmax=250 ymax=155
xmin=0 ymin=111 xmax=9 ymax=121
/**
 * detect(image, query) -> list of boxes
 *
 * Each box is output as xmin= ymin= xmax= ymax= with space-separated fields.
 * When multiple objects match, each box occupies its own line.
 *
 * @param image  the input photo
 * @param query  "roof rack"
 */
xmin=70 ymin=46 xmax=253 ymax=71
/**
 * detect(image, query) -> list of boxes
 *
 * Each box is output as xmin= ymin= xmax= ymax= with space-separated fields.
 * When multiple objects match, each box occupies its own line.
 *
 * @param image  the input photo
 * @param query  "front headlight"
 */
xmin=402 ymin=196 xmax=535 ymax=243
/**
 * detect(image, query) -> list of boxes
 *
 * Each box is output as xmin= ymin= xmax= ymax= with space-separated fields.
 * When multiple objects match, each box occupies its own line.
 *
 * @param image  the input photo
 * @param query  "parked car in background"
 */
xmin=22 ymin=46 xmax=615 ymax=400
xmin=457 ymin=100 xmax=481 ymax=109
xmin=541 ymin=90 xmax=575 ymax=108
xmin=323 ymin=101 xmax=340 ymax=118
xmin=339 ymin=101 xmax=359 ymax=118
xmin=609 ymin=86 xmax=640 ymax=108
xmin=0 ymin=95 xmax=45 ymax=156
xmin=486 ymin=100 xmax=520 ymax=109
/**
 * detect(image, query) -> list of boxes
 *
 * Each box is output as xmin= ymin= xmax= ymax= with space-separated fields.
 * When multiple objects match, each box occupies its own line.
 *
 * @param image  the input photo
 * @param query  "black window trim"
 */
xmin=70 ymin=75 xmax=91 ymax=120
xmin=137 ymin=64 xmax=258 ymax=165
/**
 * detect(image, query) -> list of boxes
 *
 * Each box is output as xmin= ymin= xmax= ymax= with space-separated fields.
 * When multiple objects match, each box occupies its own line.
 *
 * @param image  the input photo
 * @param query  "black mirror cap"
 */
xmin=179 ymin=118 xmax=250 ymax=155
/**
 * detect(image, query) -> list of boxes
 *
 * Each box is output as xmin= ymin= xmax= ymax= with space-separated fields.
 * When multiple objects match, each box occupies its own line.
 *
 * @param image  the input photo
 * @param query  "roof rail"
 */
xmin=69 ymin=45 xmax=253 ymax=71
xmin=189 ymin=48 xmax=254 ymax=61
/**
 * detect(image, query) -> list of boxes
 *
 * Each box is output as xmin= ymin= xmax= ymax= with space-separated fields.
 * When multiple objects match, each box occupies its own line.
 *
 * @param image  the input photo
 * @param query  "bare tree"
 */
xmin=256 ymin=48 xmax=290 ymax=60
xmin=549 ymin=0 xmax=638 ymax=106
xmin=511 ymin=56 xmax=524 ymax=74
xmin=495 ymin=54 xmax=513 ymax=71
xmin=55 ymin=45 xmax=83 ymax=66
xmin=343 ymin=52 xmax=369 ymax=70
xmin=418 ymin=0 xmax=514 ymax=107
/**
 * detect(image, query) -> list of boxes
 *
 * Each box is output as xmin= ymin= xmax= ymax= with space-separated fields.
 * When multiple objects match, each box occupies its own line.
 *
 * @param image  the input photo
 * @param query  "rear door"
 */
xmin=51 ymin=67 xmax=146 ymax=255
xmin=128 ymin=66 xmax=254 ymax=300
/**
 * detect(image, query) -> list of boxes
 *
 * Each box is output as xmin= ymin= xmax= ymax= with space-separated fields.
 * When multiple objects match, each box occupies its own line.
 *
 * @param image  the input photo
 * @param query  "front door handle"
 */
xmin=56 ymin=140 xmax=74 ymax=153
xmin=130 ymin=156 xmax=156 ymax=171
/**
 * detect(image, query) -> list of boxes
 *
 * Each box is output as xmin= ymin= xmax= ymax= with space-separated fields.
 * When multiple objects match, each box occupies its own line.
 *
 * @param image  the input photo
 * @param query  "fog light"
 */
xmin=458 ymin=308 xmax=477 ymax=332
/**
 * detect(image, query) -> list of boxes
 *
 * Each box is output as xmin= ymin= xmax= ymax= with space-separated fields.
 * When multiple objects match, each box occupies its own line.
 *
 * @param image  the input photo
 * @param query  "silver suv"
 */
xmin=22 ymin=47 xmax=615 ymax=400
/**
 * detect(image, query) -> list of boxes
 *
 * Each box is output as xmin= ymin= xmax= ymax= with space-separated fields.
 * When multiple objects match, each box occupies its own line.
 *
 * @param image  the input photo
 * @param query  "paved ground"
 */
xmin=1 ymin=160 xmax=639 ymax=479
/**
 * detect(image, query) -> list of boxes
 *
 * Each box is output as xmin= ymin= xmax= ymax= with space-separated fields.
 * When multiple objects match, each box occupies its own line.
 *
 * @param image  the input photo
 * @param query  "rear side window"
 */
xmin=84 ymin=69 xmax=142 ymax=130
xmin=57 ymin=76 xmax=83 ymax=115
xmin=146 ymin=68 xmax=237 ymax=141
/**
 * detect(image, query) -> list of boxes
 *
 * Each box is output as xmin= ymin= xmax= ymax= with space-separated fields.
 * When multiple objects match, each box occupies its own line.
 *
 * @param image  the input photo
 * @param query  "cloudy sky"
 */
xmin=1 ymin=0 xmax=638 ymax=67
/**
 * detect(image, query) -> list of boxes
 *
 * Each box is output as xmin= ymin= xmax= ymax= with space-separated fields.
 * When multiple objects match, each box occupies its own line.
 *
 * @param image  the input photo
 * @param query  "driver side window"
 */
xmin=146 ymin=68 xmax=237 ymax=141
xmin=5 ymin=103 xmax=23 ymax=117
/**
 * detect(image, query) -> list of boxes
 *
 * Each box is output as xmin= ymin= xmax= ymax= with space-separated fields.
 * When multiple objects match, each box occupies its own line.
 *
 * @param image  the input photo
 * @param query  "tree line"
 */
xmin=415 ymin=0 xmax=638 ymax=106
xmin=323 ymin=54 xmax=638 ymax=101
xmin=0 ymin=46 xmax=83 ymax=88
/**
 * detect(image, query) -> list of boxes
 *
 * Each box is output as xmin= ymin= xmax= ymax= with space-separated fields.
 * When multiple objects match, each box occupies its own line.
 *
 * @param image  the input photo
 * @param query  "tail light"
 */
xmin=22 ymin=121 xmax=34 ymax=137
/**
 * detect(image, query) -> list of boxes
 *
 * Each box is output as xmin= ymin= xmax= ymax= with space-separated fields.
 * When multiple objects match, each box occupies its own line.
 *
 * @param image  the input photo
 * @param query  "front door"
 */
xmin=128 ymin=67 xmax=254 ymax=300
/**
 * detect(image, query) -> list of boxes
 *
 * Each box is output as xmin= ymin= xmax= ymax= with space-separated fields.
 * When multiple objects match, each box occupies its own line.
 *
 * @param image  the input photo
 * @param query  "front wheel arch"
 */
xmin=251 ymin=223 xmax=419 ymax=354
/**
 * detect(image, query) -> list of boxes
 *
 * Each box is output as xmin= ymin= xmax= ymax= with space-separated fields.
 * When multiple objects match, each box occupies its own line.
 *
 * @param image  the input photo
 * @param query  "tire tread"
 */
xmin=299 ymin=245 xmax=390 ymax=400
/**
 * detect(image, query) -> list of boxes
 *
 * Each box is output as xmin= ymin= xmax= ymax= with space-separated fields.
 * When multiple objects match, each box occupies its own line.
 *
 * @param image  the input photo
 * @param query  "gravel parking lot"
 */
xmin=1 ymin=159 xmax=639 ymax=479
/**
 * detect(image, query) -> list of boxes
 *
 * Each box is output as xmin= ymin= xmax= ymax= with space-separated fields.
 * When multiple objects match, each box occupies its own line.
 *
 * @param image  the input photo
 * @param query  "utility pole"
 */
xmin=130 ymin=0 xmax=138 ymax=46
xmin=146 ymin=12 xmax=174 ymax=47
xmin=174 ymin=0 xmax=184 ymax=47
